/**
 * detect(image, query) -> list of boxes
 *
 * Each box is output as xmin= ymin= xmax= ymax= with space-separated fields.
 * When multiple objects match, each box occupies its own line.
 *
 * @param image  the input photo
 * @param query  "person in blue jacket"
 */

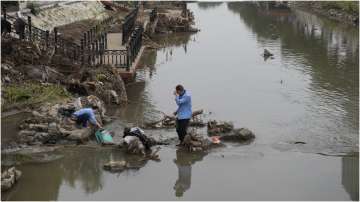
xmin=173 ymin=84 xmax=192 ymax=145
xmin=70 ymin=106 xmax=103 ymax=129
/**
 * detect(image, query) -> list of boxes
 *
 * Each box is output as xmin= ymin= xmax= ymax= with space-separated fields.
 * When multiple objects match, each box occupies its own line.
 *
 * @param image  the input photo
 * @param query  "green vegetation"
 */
xmin=96 ymin=73 xmax=107 ymax=82
xmin=321 ymin=1 xmax=359 ymax=14
xmin=2 ymin=82 xmax=70 ymax=111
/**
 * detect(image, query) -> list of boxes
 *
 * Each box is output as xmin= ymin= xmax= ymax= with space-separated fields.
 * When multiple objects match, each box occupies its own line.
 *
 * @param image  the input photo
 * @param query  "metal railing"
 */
xmin=122 ymin=6 xmax=138 ymax=44
xmin=149 ymin=8 xmax=157 ymax=23
xmin=2 ymin=7 xmax=143 ymax=71
xmin=127 ymin=25 xmax=143 ymax=69
xmin=101 ymin=49 xmax=128 ymax=68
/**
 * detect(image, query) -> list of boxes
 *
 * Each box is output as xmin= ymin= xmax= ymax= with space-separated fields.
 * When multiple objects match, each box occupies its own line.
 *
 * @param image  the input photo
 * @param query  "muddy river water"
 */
xmin=2 ymin=2 xmax=359 ymax=201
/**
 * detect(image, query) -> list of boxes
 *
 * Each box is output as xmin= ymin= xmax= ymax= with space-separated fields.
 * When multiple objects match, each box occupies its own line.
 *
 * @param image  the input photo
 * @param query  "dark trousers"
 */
xmin=76 ymin=113 xmax=90 ymax=128
xmin=176 ymin=119 xmax=190 ymax=142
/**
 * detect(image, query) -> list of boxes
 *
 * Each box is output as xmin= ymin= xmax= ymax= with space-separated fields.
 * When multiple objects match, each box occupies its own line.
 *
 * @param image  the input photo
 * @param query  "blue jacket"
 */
xmin=175 ymin=90 xmax=192 ymax=120
xmin=73 ymin=108 xmax=97 ymax=125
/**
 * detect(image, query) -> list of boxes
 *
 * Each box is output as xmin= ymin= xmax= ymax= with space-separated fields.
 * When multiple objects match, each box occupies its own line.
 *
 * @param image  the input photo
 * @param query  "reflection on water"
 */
xmin=226 ymin=2 xmax=358 ymax=152
xmin=197 ymin=2 xmax=223 ymax=10
xmin=173 ymin=149 xmax=207 ymax=197
xmin=1 ymin=148 xmax=154 ymax=201
xmin=342 ymin=154 xmax=359 ymax=201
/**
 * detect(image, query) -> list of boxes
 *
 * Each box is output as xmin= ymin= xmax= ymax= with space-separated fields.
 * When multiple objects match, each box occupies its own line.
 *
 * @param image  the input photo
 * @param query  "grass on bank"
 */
xmin=2 ymin=82 xmax=71 ymax=111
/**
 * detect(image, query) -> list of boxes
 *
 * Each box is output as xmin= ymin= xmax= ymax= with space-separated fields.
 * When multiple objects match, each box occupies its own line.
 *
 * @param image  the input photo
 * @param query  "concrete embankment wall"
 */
xmin=22 ymin=1 xmax=109 ymax=31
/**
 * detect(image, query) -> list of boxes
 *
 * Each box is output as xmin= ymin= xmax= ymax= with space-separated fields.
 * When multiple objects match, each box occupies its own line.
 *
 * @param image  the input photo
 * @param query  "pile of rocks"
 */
xmin=122 ymin=135 xmax=161 ymax=160
xmin=1 ymin=167 xmax=22 ymax=192
xmin=207 ymin=120 xmax=255 ymax=143
xmin=1 ymin=62 xmax=24 ymax=85
xmin=182 ymin=134 xmax=217 ymax=152
xmin=66 ymin=66 xmax=128 ymax=105
xmin=156 ymin=10 xmax=198 ymax=33
xmin=16 ymin=95 xmax=107 ymax=145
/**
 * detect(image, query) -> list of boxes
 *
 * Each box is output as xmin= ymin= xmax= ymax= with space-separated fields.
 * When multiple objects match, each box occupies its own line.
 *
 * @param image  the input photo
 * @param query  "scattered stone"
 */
xmin=182 ymin=133 xmax=223 ymax=152
xmin=16 ymin=95 xmax=106 ymax=146
xmin=4 ymin=76 xmax=11 ymax=83
xmin=207 ymin=120 xmax=234 ymax=135
xmin=219 ymin=128 xmax=255 ymax=142
xmin=60 ymin=127 xmax=93 ymax=142
xmin=32 ymin=110 xmax=43 ymax=118
xmin=48 ymin=122 xmax=59 ymax=134
xmin=103 ymin=160 xmax=128 ymax=172
xmin=124 ymin=136 xmax=146 ymax=155
xmin=108 ymin=90 xmax=120 ymax=104
xmin=28 ymin=124 xmax=48 ymax=132
xmin=1 ymin=167 xmax=22 ymax=192
xmin=155 ymin=9 xmax=198 ymax=33
xmin=207 ymin=120 xmax=255 ymax=143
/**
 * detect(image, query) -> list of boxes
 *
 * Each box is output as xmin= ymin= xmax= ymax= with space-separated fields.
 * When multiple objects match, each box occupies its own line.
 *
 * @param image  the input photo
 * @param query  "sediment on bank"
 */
xmin=291 ymin=1 xmax=359 ymax=26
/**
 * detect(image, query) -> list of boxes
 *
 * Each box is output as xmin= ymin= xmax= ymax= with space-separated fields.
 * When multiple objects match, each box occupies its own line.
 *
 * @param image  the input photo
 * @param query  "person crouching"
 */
xmin=70 ymin=105 xmax=103 ymax=129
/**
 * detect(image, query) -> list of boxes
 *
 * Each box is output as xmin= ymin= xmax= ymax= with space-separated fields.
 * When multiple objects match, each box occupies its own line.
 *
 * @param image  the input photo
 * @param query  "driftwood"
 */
xmin=144 ymin=109 xmax=205 ymax=129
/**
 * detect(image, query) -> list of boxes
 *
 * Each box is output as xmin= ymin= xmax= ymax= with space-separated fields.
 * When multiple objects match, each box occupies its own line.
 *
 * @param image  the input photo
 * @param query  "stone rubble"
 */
xmin=1 ymin=167 xmax=22 ymax=192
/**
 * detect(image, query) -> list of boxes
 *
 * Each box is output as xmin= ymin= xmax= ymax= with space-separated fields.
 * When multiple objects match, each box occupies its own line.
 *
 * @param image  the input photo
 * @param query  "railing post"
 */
xmin=126 ymin=45 xmax=130 ymax=71
xmin=77 ymin=45 xmax=81 ymax=62
xmin=90 ymin=28 xmax=93 ymax=43
xmin=87 ymin=30 xmax=90 ymax=45
xmin=122 ymin=23 xmax=125 ymax=44
xmin=95 ymin=40 xmax=98 ymax=65
xmin=27 ymin=16 xmax=32 ymax=41
xmin=91 ymin=42 xmax=94 ymax=65
xmin=73 ymin=47 xmax=76 ymax=61
xmin=3 ymin=7 xmax=6 ymax=21
xmin=100 ymin=34 xmax=104 ymax=65
xmin=54 ymin=27 xmax=58 ymax=53
xmin=104 ymin=33 xmax=107 ymax=49
xmin=83 ymin=32 xmax=87 ymax=48
xmin=93 ymin=27 xmax=96 ymax=41
xmin=45 ymin=30 xmax=49 ymax=48
xmin=80 ymin=39 xmax=84 ymax=65
xmin=139 ymin=27 xmax=142 ymax=49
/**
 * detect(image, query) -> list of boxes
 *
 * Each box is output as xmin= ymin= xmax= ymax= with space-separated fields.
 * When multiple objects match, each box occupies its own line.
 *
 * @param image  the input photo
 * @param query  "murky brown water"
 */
xmin=2 ymin=2 xmax=359 ymax=200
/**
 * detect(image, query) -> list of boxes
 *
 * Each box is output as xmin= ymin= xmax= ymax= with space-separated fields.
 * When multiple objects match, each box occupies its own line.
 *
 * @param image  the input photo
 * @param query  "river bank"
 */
xmin=1 ymin=1 xmax=202 ymax=193
xmin=1 ymin=2 xmax=359 ymax=200
xmin=1 ymin=2 xmax=197 ymax=160
xmin=292 ymin=1 xmax=359 ymax=26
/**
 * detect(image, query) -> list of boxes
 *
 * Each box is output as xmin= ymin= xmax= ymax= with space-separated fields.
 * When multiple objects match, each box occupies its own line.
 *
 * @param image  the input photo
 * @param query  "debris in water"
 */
xmin=144 ymin=109 xmax=205 ymax=129
xmin=211 ymin=136 xmax=221 ymax=144
xmin=263 ymin=49 xmax=274 ymax=59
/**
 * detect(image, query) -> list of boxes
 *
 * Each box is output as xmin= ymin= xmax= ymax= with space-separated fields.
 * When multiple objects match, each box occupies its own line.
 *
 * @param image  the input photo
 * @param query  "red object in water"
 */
xmin=211 ymin=136 xmax=221 ymax=144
